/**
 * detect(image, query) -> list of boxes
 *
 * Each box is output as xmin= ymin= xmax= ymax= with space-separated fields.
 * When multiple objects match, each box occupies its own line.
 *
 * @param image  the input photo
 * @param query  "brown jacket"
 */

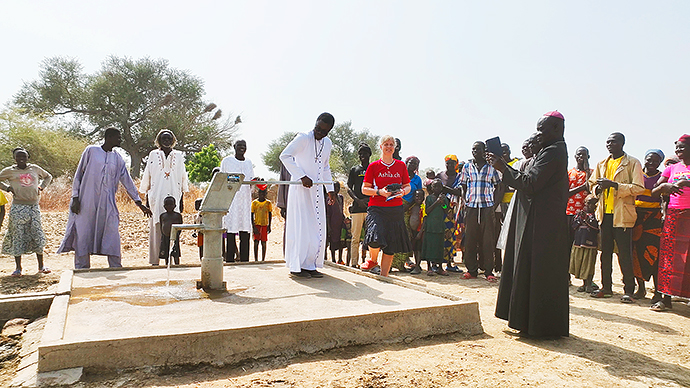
xmin=589 ymin=153 xmax=645 ymax=228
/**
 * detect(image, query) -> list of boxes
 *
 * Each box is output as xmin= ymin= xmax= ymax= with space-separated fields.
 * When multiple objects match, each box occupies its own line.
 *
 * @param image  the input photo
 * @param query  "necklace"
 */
xmin=314 ymin=136 xmax=325 ymax=162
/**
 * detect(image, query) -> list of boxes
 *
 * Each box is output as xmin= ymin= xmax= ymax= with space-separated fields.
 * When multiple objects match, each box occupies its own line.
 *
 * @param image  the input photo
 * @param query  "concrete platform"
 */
xmin=38 ymin=262 xmax=482 ymax=372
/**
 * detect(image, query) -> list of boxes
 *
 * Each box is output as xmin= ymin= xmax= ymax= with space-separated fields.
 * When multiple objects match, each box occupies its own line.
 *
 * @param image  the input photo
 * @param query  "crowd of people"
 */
xmin=0 ymin=112 xmax=688 ymax=337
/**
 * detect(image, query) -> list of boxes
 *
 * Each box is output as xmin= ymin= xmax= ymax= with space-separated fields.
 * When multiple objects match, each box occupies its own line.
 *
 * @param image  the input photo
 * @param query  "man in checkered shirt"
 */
xmin=459 ymin=141 xmax=502 ymax=282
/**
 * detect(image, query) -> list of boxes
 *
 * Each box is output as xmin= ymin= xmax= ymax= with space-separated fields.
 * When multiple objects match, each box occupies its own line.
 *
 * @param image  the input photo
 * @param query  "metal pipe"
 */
xmin=239 ymin=180 xmax=333 ymax=185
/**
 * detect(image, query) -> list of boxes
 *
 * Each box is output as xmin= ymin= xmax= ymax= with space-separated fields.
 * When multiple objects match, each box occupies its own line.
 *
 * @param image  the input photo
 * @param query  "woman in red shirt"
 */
xmin=360 ymin=136 xmax=412 ymax=276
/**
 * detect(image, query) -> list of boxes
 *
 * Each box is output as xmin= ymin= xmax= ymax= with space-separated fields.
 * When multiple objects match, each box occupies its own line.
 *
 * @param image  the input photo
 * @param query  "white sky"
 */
xmin=1 ymin=0 xmax=688 ymax=179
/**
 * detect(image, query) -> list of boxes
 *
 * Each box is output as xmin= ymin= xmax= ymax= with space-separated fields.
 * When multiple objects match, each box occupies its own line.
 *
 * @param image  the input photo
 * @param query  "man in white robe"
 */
xmin=280 ymin=112 xmax=337 ymax=278
xmin=221 ymin=140 xmax=254 ymax=262
xmin=140 ymin=129 xmax=190 ymax=265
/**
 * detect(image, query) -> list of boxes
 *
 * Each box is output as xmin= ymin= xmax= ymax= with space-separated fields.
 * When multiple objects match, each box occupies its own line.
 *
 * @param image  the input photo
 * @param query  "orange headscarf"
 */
xmin=444 ymin=154 xmax=459 ymax=172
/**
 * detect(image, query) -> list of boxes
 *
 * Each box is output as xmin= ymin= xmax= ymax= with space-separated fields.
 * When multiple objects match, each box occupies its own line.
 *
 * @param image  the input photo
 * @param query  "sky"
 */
xmin=1 ymin=0 xmax=689 ymax=180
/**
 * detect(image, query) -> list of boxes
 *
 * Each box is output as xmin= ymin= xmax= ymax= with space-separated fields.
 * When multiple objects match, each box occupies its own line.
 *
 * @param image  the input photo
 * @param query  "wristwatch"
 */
xmin=376 ymin=189 xmax=380 ymax=196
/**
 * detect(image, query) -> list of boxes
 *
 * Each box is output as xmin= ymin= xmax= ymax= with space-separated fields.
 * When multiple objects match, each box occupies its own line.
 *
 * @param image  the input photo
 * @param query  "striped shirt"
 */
xmin=459 ymin=160 xmax=500 ymax=208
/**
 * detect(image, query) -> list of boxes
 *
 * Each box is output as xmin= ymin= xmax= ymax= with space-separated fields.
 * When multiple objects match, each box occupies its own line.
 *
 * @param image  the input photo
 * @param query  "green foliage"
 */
xmin=0 ymin=109 xmax=89 ymax=178
xmin=328 ymin=121 xmax=380 ymax=178
xmin=261 ymin=132 xmax=298 ymax=174
xmin=185 ymin=144 xmax=221 ymax=183
xmin=14 ymin=56 xmax=239 ymax=178
xmin=261 ymin=122 xmax=380 ymax=179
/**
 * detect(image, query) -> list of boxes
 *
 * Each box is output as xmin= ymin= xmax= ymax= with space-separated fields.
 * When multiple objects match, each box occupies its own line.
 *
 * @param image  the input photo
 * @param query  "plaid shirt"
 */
xmin=459 ymin=160 xmax=500 ymax=208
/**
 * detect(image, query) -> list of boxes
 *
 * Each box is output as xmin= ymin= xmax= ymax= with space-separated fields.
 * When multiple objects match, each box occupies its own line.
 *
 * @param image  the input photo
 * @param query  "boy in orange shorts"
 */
xmin=251 ymin=185 xmax=272 ymax=261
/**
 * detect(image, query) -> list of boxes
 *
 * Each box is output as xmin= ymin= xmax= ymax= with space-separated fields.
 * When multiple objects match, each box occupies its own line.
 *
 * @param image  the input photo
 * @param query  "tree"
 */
xmin=185 ymin=144 xmax=222 ymax=183
xmin=261 ymin=132 xmax=298 ymax=174
xmin=261 ymin=123 xmax=380 ymax=179
xmin=328 ymin=121 xmax=380 ymax=178
xmin=0 ymin=108 xmax=89 ymax=178
xmin=14 ymin=56 xmax=240 ymax=178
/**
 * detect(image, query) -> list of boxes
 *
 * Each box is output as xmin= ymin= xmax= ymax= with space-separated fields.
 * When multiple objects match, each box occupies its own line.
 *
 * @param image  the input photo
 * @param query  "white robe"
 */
xmin=140 ymin=149 xmax=190 ymax=264
xmin=279 ymin=131 xmax=334 ymax=272
xmin=220 ymin=156 xmax=254 ymax=233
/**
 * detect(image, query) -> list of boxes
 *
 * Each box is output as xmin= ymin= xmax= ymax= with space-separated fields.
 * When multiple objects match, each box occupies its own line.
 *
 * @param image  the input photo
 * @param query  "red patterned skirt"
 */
xmin=658 ymin=208 xmax=690 ymax=298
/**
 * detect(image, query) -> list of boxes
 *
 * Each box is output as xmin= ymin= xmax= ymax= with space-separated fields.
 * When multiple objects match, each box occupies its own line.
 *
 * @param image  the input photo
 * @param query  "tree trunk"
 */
xmin=130 ymin=150 xmax=143 ymax=179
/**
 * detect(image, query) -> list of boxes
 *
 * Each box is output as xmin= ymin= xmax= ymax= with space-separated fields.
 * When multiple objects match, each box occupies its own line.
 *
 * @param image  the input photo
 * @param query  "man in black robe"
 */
xmin=487 ymin=111 xmax=570 ymax=338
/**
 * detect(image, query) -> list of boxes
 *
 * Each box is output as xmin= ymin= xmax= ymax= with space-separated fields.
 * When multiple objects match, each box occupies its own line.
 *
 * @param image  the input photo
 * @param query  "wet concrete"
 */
xmin=38 ymin=263 xmax=482 ymax=372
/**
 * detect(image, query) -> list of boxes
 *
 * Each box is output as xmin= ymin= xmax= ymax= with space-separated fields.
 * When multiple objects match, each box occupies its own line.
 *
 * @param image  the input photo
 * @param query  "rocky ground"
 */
xmin=0 ymin=211 xmax=689 ymax=387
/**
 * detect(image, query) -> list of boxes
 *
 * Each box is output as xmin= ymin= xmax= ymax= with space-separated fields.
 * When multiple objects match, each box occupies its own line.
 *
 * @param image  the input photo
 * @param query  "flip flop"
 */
xmin=11 ymin=270 xmax=21 ymax=277
xmin=39 ymin=267 xmax=51 ymax=274
xmin=650 ymin=301 xmax=671 ymax=312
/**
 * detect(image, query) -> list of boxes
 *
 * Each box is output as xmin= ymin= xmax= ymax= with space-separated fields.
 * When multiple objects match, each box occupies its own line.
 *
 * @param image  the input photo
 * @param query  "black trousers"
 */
xmin=600 ymin=214 xmax=635 ymax=295
xmin=226 ymin=231 xmax=250 ymax=262
xmin=464 ymin=207 xmax=496 ymax=276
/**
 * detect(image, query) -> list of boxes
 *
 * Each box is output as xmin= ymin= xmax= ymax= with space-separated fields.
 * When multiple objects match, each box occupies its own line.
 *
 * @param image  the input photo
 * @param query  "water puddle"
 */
xmin=70 ymin=280 xmax=249 ymax=306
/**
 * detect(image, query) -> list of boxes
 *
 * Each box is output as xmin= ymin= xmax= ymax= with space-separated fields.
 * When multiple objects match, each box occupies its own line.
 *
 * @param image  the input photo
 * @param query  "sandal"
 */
xmin=650 ymin=301 xmax=671 ymax=312
xmin=426 ymin=270 xmax=436 ymax=276
xmin=410 ymin=266 xmax=422 ymax=275
xmin=11 ymin=270 xmax=21 ymax=277
xmin=446 ymin=265 xmax=463 ymax=273
xmin=462 ymin=272 xmax=477 ymax=279
xmin=577 ymin=285 xmax=587 ymax=292
xmin=591 ymin=290 xmax=613 ymax=298
xmin=585 ymin=283 xmax=600 ymax=293
xmin=39 ymin=267 xmax=51 ymax=274
xmin=486 ymin=275 xmax=498 ymax=283
xmin=620 ymin=294 xmax=634 ymax=304
xmin=360 ymin=260 xmax=379 ymax=271
xmin=435 ymin=268 xmax=449 ymax=276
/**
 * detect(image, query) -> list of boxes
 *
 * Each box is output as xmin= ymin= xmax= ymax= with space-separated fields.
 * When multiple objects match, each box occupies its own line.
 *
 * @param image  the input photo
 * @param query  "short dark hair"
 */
xmin=576 ymin=146 xmax=590 ymax=156
xmin=358 ymin=142 xmax=372 ymax=155
xmin=12 ymin=147 xmax=28 ymax=158
xmin=164 ymin=195 xmax=176 ymax=204
xmin=611 ymin=132 xmax=625 ymax=144
xmin=104 ymin=127 xmax=120 ymax=139
xmin=317 ymin=112 xmax=335 ymax=129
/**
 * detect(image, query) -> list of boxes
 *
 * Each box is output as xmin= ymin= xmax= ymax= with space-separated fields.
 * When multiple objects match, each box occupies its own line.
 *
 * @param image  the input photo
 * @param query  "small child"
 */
xmin=193 ymin=198 xmax=203 ymax=260
xmin=251 ymin=185 xmax=272 ymax=261
xmin=159 ymin=196 xmax=183 ymax=265
xmin=325 ymin=181 xmax=345 ymax=264
xmin=408 ymin=189 xmax=426 ymax=275
xmin=570 ymin=194 xmax=600 ymax=293
xmin=341 ymin=217 xmax=352 ymax=263
xmin=421 ymin=179 xmax=449 ymax=276
xmin=424 ymin=169 xmax=436 ymax=188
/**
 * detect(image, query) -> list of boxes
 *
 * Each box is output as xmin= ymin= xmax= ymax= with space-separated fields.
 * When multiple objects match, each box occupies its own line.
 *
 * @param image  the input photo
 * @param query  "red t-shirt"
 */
xmin=364 ymin=159 xmax=410 ymax=207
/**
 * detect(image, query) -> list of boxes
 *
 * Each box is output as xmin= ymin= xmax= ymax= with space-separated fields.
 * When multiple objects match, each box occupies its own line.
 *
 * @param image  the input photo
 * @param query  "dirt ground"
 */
xmin=1 ymin=211 xmax=689 ymax=387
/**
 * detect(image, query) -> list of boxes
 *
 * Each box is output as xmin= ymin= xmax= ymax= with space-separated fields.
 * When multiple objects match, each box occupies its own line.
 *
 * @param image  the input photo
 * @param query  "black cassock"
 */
xmin=495 ymin=138 xmax=570 ymax=337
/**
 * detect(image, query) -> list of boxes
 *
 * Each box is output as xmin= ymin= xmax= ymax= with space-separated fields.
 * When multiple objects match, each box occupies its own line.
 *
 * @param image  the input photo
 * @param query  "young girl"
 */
xmin=569 ymin=195 xmax=600 ymax=293
xmin=421 ymin=179 xmax=449 ymax=276
xmin=408 ymin=189 xmax=426 ymax=275
xmin=325 ymin=181 xmax=345 ymax=264
xmin=0 ymin=148 xmax=53 ymax=277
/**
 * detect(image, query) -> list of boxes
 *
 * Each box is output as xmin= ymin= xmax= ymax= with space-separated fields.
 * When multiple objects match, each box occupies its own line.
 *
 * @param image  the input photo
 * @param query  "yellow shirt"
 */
xmin=0 ymin=191 xmax=7 ymax=206
xmin=604 ymin=156 xmax=623 ymax=214
xmin=251 ymin=199 xmax=272 ymax=226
